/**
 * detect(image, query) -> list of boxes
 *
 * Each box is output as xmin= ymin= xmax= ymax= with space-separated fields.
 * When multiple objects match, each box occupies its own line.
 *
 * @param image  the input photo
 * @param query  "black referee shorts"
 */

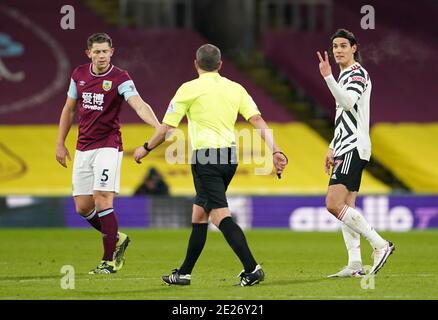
xmin=329 ymin=148 xmax=368 ymax=192
xmin=191 ymin=147 xmax=238 ymax=213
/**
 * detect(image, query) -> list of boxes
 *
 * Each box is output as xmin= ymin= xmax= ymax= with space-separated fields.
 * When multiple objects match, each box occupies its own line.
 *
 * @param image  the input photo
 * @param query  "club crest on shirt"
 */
xmin=102 ymin=80 xmax=112 ymax=91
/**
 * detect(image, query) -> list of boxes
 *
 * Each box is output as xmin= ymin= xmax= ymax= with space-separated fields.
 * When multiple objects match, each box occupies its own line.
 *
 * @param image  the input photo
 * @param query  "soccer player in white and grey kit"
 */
xmin=56 ymin=33 xmax=160 ymax=274
xmin=317 ymin=29 xmax=395 ymax=277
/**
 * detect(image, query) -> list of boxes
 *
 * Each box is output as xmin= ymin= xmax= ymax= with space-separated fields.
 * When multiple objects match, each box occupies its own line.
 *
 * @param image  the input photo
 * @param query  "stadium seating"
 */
xmin=0 ymin=0 xmax=293 ymax=124
xmin=3 ymin=0 xmax=362 ymax=198
xmin=261 ymin=0 xmax=438 ymax=192
xmin=261 ymin=1 xmax=438 ymax=123
xmin=3 ymin=0 xmax=435 ymax=194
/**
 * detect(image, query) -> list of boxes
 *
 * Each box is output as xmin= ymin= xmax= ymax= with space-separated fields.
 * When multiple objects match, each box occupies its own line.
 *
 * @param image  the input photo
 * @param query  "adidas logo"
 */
xmin=331 ymin=174 xmax=337 ymax=179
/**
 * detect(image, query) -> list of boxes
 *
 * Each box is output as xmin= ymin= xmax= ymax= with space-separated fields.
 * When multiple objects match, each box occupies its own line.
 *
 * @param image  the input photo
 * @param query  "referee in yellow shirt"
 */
xmin=134 ymin=44 xmax=288 ymax=286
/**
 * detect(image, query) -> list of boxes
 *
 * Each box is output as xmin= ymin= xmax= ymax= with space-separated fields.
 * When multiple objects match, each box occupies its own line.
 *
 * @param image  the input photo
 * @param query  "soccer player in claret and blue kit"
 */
xmin=56 ymin=33 xmax=160 ymax=274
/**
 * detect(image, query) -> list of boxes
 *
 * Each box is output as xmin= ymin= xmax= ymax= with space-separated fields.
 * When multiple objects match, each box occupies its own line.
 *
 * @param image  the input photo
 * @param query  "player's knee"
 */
xmin=93 ymin=191 xmax=113 ymax=200
xmin=325 ymin=197 xmax=344 ymax=216
xmin=192 ymin=216 xmax=208 ymax=224
xmin=73 ymin=195 xmax=95 ymax=217
xmin=93 ymin=191 xmax=114 ymax=210
xmin=192 ymin=205 xmax=209 ymax=223
xmin=210 ymin=208 xmax=230 ymax=227
xmin=75 ymin=205 xmax=93 ymax=217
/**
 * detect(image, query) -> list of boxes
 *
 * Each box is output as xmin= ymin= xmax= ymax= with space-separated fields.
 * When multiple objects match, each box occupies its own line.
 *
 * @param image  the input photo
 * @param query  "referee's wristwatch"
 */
xmin=143 ymin=142 xmax=153 ymax=152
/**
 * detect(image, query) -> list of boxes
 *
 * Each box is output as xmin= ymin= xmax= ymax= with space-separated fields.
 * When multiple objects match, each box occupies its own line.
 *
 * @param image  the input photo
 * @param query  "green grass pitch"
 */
xmin=1 ymin=229 xmax=437 ymax=300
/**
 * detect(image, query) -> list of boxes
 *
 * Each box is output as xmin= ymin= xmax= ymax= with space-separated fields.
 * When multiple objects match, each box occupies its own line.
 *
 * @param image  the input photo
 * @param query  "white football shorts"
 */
xmin=72 ymin=147 xmax=123 ymax=196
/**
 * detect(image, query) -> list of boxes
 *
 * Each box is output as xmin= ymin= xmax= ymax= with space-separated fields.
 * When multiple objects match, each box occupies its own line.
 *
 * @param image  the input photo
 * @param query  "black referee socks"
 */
xmin=219 ymin=216 xmax=258 ymax=273
xmin=179 ymin=223 xmax=208 ymax=275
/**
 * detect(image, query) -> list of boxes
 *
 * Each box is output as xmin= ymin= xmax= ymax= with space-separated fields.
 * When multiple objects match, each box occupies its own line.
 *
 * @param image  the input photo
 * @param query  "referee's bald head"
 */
xmin=196 ymin=44 xmax=222 ymax=71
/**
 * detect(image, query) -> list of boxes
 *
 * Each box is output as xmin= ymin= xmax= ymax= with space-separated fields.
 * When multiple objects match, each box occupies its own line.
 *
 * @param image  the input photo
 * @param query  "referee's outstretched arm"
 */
xmin=133 ymin=123 xmax=174 ymax=164
xmin=248 ymin=114 xmax=288 ymax=177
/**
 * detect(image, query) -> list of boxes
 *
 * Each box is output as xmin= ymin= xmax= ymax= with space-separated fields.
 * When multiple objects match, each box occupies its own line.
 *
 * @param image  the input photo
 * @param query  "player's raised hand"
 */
xmin=56 ymin=143 xmax=71 ymax=168
xmin=324 ymin=148 xmax=334 ymax=175
xmin=133 ymin=145 xmax=149 ymax=164
xmin=317 ymin=51 xmax=332 ymax=77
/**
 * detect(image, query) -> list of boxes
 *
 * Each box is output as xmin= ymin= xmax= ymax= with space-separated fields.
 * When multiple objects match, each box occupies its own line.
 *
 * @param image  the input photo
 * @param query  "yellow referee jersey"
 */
xmin=162 ymin=72 xmax=261 ymax=150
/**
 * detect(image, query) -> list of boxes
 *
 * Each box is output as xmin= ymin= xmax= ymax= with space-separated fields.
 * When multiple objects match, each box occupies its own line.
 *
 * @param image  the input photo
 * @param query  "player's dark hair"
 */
xmin=196 ymin=44 xmax=221 ymax=71
xmin=87 ymin=33 xmax=112 ymax=49
xmin=330 ymin=29 xmax=362 ymax=64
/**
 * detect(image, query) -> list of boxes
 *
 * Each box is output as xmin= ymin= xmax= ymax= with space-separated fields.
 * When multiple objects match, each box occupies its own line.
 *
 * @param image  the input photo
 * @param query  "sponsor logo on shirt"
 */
xmin=79 ymin=80 xmax=85 ymax=86
xmin=102 ymin=80 xmax=112 ymax=91
xmin=351 ymin=75 xmax=366 ymax=84
xmin=82 ymin=92 xmax=104 ymax=111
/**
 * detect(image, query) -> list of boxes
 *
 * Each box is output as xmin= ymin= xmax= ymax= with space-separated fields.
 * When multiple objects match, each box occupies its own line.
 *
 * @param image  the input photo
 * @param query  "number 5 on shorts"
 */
xmin=101 ymin=169 xmax=109 ymax=182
